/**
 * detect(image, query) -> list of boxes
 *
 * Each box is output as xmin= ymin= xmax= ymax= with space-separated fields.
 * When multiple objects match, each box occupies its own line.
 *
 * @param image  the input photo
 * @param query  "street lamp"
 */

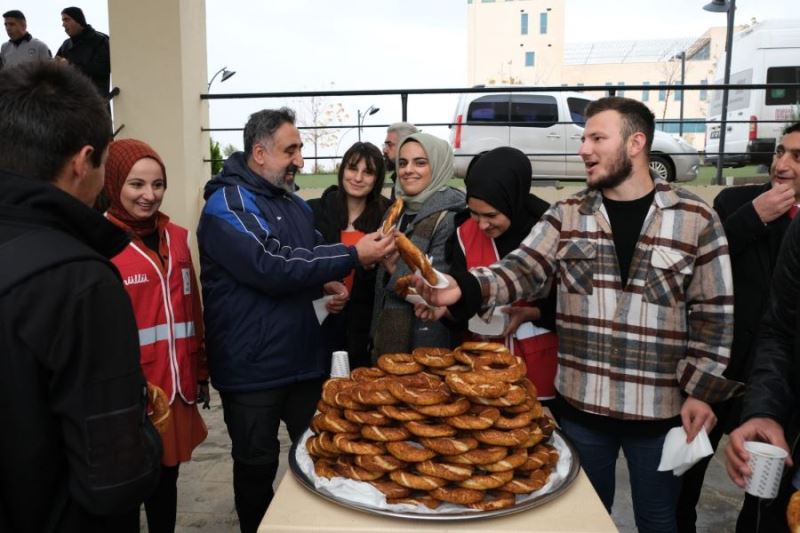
xmin=207 ymin=66 xmax=236 ymax=91
xmin=357 ymin=105 xmax=380 ymax=142
xmin=703 ymin=0 xmax=736 ymax=185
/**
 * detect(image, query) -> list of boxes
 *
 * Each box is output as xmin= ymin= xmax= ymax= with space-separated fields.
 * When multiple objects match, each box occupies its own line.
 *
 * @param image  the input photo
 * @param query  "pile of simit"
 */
xmin=306 ymin=342 xmax=560 ymax=511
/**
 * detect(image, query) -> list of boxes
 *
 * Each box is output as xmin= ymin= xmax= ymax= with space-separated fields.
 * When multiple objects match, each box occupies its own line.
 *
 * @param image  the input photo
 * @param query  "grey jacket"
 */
xmin=371 ymin=187 xmax=465 ymax=356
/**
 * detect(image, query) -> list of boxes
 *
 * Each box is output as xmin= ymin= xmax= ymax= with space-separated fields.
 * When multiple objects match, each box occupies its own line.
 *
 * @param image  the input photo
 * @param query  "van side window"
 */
xmin=766 ymin=66 xmax=800 ymax=106
xmin=510 ymin=95 xmax=558 ymax=128
xmin=567 ymin=98 xmax=591 ymax=126
xmin=466 ymin=95 xmax=510 ymax=123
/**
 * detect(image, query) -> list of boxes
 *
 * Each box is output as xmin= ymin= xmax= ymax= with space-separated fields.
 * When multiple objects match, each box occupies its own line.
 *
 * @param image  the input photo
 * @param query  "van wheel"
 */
xmin=649 ymin=155 xmax=674 ymax=182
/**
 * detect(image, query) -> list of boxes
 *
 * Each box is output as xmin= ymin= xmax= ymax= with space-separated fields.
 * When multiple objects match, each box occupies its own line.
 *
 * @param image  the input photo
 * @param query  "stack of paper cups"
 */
xmin=330 ymin=351 xmax=350 ymax=378
xmin=744 ymin=441 xmax=787 ymax=499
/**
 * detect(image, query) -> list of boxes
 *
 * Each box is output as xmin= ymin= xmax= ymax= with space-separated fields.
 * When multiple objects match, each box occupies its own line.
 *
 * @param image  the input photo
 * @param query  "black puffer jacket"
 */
xmin=308 ymin=185 xmax=389 ymax=368
xmin=742 ymin=215 xmax=800 ymax=460
xmin=0 ymin=171 xmax=161 ymax=532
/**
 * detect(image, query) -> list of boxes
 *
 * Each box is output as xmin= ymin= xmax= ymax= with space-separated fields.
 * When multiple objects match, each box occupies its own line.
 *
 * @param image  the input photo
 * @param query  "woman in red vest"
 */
xmin=104 ymin=139 xmax=208 ymax=533
xmin=448 ymin=146 xmax=559 ymax=409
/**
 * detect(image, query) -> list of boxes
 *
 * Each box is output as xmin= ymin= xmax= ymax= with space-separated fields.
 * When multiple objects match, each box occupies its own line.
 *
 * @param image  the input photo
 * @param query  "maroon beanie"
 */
xmin=104 ymin=139 xmax=167 ymax=237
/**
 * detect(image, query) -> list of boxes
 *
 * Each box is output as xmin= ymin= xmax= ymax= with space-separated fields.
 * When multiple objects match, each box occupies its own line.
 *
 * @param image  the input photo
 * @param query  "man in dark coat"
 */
xmin=56 ymin=6 xmax=110 ymax=98
xmin=0 ymin=62 xmax=161 ymax=532
xmin=678 ymin=122 xmax=800 ymax=532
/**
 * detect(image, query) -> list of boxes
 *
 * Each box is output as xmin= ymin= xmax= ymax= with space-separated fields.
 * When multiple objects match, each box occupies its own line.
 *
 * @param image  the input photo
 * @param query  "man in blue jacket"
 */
xmin=198 ymin=107 xmax=394 ymax=533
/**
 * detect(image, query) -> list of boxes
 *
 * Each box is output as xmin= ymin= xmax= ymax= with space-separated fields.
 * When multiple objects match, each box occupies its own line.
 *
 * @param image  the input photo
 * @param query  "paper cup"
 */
xmin=330 ymin=351 xmax=350 ymax=378
xmin=744 ymin=441 xmax=787 ymax=499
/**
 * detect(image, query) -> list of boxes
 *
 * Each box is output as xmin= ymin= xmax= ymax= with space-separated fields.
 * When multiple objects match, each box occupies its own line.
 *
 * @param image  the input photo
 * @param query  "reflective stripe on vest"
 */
xmin=139 ymin=321 xmax=196 ymax=347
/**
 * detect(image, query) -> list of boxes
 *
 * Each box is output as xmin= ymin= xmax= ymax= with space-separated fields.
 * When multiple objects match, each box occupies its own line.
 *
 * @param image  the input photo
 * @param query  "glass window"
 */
xmin=642 ymin=81 xmax=650 ymax=102
xmin=466 ymin=95 xmax=510 ymax=123
xmin=659 ymin=81 xmax=667 ymax=101
xmin=520 ymin=13 xmax=528 ymax=35
xmin=525 ymin=51 xmax=535 ymax=67
xmin=699 ymin=79 xmax=708 ymax=101
xmin=481 ymin=0 xmax=495 ymax=3
xmin=674 ymin=81 xmax=682 ymax=102
xmin=688 ymin=42 xmax=710 ymax=61
xmin=618 ymin=82 xmax=625 ymax=97
xmin=567 ymin=97 xmax=591 ymax=126
xmin=540 ymin=12 xmax=548 ymax=34
xmin=510 ymin=94 xmax=558 ymax=128
xmin=766 ymin=66 xmax=800 ymax=105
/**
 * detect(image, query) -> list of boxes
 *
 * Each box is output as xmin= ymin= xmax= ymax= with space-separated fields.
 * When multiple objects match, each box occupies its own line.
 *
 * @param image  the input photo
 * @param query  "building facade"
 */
xmin=466 ymin=0 xmax=729 ymax=148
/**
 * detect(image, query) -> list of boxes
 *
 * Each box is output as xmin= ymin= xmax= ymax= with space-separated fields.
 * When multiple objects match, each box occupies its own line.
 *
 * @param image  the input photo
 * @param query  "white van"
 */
xmin=705 ymin=19 xmax=800 ymax=167
xmin=449 ymin=90 xmax=699 ymax=182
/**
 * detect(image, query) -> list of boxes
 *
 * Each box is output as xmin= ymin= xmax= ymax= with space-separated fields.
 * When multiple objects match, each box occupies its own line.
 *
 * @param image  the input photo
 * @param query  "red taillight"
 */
xmin=749 ymin=115 xmax=758 ymax=141
xmin=454 ymin=114 xmax=463 ymax=149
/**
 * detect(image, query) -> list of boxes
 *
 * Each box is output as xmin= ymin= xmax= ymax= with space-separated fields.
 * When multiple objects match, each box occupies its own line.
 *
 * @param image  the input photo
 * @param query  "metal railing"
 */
xmin=201 ymin=82 xmax=800 ymax=171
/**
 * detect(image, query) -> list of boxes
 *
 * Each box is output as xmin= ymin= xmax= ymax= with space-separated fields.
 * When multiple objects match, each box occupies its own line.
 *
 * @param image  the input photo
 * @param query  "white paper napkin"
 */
xmin=312 ymin=295 xmax=333 ymax=324
xmin=658 ymin=426 xmax=713 ymax=476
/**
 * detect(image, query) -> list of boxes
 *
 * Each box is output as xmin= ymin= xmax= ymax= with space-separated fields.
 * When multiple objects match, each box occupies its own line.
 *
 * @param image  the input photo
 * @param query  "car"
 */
xmin=449 ymin=89 xmax=700 ymax=182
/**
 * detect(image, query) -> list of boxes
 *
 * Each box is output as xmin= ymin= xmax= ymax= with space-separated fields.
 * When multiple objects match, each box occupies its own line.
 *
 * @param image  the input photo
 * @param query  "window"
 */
xmin=466 ymin=95 xmax=510 ymax=123
xmin=642 ymin=81 xmax=651 ymax=102
xmin=510 ymin=94 xmax=558 ymax=128
xmin=659 ymin=81 xmax=667 ymax=101
xmin=617 ymin=82 xmax=625 ymax=97
xmin=567 ymin=97 xmax=591 ymax=126
xmin=699 ymin=79 xmax=708 ymax=101
xmin=539 ymin=12 xmax=548 ymax=34
xmin=766 ymin=66 xmax=800 ymax=105
xmin=480 ymin=0 xmax=495 ymax=3
xmin=674 ymin=81 xmax=682 ymax=102
xmin=604 ymin=82 xmax=613 ymax=96
xmin=688 ymin=42 xmax=710 ymax=61
xmin=520 ymin=13 xmax=528 ymax=35
xmin=525 ymin=51 xmax=535 ymax=67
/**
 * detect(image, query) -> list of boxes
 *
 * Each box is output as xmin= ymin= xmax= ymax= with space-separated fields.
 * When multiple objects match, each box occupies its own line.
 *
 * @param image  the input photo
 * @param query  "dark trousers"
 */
xmin=735 ymin=471 xmax=794 ymax=533
xmin=143 ymin=464 xmax=180 ymax=533
xmin=220 ymin=379 xmax=323 ymax=533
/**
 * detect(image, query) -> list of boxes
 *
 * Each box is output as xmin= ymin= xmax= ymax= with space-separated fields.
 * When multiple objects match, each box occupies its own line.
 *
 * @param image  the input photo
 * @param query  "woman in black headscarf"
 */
xmin=447 ymin=146 xmax=559 ymax=406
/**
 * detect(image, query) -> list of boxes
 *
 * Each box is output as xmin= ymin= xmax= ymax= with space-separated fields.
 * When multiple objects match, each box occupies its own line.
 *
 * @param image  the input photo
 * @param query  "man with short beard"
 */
xmin=417 ymin=96 xmax=739 ymax=531
xmin=197 ymin=107 xmax=395 ymax=533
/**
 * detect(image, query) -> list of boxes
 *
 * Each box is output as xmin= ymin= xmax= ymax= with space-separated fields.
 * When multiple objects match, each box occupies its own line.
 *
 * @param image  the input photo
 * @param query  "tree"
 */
xmin=222 ymin=143 xmax=238 ymax=157
xmin=295 ymin=92 xmax=349 ymax=174
xmin=209 ymin=138 xmax=223 ymax=176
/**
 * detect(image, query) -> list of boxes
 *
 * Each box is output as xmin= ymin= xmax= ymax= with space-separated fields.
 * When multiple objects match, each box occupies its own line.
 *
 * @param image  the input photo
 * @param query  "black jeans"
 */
xmin=144 ymin=464 xmax=180 ymax=533
xmin=220 ymin=379 xmax=323 ymax=533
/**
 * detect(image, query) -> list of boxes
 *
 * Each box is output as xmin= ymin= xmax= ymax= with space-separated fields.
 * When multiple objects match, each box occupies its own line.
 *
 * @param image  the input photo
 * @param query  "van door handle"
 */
xmin=570 ymin=134 xmax=581 ymax=140
xmin=546 ymin=133 xmax=561 ymax=139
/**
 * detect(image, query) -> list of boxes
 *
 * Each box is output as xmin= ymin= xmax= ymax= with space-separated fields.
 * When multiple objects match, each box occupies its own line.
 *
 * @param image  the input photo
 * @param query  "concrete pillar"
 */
xmin=107 ymin=0 xmax=209 ymax=231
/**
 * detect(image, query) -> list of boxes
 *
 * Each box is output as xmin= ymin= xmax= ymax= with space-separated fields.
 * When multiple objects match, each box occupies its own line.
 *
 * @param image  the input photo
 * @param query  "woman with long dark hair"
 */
xmin=308 ymin=141 xmax=390 ymax=369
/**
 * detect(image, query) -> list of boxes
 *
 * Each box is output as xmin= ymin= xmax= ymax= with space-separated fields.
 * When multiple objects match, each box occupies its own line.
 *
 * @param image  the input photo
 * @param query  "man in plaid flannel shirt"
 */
xmin=419 ymin=97 xmax=740 ymax=531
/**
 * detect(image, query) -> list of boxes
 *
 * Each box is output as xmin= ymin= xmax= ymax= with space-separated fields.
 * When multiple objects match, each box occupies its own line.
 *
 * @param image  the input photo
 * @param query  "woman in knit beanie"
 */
xmin=104 ymin=138 xmax=208 ymax=533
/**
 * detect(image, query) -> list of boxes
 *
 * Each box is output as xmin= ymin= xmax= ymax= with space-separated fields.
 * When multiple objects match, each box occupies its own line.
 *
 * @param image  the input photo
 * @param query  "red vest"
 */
xmin=457 ymin=218 xmax=557 ymax=398
xmin=112 ymin=223 xmax=201 ymax=404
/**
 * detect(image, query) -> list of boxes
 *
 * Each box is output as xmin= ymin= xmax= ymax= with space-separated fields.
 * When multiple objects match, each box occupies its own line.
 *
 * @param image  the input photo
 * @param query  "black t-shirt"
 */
xmin=602 ymin=188 xmax=655 ymax=286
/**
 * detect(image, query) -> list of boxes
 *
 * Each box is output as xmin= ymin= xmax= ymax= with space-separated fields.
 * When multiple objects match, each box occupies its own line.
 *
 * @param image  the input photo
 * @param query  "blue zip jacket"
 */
xmin=197 ymin=152 xmax=358 ymax=392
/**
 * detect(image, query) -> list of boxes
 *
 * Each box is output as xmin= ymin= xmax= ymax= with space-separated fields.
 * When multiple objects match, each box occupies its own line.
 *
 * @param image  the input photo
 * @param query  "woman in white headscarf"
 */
xmin=370 ymin=133 xmax=465 ymax=357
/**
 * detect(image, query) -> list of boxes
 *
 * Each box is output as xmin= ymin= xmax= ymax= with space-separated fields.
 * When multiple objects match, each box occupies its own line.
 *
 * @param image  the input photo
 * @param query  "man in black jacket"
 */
xmin=55 ymin=7 xmax=110 ymax=98
xmin=724 ymin=124 xmax=800 ymax=533
xmin=0 ymin=62 xmax=160 ymax=532
xmin=678 ymin=123 xmax=800 ymax=532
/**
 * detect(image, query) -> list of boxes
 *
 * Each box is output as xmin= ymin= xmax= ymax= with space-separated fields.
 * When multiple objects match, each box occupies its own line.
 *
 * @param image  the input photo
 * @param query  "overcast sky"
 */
xmin=10 ymin=1 xmax=795 ymax=160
